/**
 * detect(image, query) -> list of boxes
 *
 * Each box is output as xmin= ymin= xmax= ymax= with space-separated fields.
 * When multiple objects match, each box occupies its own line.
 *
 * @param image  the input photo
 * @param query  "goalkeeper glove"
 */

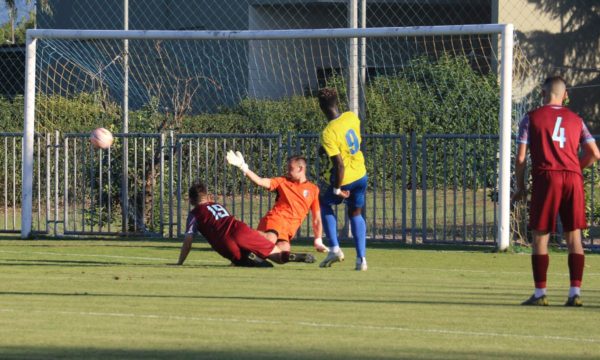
xmin=226 ymin=150 xmax=249 ymax=174
xmin=313 ymin=237 xmax=329 ymax=253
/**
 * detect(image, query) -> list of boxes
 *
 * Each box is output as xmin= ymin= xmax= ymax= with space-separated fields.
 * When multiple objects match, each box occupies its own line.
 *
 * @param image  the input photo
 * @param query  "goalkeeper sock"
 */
xmin=350 ymin=214 xmax=367 ymax=258
xmin=321 ymin=205 xmax=339 ymax=248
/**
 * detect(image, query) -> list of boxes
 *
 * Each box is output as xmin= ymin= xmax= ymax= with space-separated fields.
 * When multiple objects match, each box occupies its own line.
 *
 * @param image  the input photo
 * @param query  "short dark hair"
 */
xmin=188 ymin=182 xmax=207 ymax=204
xmin=543 ymin=75 xmax=567 ymax=89
xmin=288 ymin=155 xmax=307 ymax=166
xmin=317 ymin=87 xmax=338 ymax=109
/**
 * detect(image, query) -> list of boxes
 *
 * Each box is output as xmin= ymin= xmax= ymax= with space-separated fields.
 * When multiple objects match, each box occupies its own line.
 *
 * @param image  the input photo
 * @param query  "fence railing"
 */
xmin=2 ymin=131 xmax=599 ymax=248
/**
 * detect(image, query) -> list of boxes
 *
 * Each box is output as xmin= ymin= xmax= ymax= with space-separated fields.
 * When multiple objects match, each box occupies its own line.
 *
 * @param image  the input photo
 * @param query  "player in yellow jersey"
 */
xmin=317 ymin=88 xmax=368 ymax=271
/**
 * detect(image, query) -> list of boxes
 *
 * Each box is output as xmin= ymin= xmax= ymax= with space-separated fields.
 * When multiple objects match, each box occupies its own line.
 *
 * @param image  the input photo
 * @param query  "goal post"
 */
xmin=22 ymin=24 xmax=514 ymax=249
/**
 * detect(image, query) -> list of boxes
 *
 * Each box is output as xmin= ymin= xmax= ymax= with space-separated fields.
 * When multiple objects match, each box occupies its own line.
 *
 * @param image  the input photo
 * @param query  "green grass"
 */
xmin=0 ymin=238 xmax=599 ymax=359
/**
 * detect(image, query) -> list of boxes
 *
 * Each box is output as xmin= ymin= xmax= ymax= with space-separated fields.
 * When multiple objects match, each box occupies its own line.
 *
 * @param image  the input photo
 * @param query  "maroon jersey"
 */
xmin=517 ymin=105 xmax=594 ymax=175
xmin=186 ymin=201 xmax=275 ymax=261
xmin=186 ymin=202 xmax=237 ymax=242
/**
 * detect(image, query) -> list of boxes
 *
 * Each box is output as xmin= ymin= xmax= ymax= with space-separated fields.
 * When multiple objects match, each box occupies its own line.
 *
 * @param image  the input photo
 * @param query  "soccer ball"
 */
xmin=90 ymin=127 xmax=114 ymax=150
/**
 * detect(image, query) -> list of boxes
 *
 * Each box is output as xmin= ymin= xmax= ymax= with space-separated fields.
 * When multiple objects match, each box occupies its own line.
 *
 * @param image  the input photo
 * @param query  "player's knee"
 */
xmin=349 ymin=207 xmax=362 ymax=217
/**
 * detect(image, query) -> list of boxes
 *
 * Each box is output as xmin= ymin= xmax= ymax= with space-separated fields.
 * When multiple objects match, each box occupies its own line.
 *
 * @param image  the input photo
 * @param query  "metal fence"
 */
xmin=3 ymin=130 xmax=599 ymax=248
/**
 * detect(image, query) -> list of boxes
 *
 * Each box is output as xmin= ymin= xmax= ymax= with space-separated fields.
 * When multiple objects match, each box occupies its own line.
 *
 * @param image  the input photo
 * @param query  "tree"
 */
xmin=522 ymin=0 xmax=600 ymax=129
xmin=3 ymin=0 xmax=51 ymax=44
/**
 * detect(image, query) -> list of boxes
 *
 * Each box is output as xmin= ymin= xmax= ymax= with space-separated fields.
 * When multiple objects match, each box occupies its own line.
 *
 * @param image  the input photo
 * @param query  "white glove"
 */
xmin=226 ymin=150 xmax=249 ymax=173
xmin=313 ymin=237 xmax=329 ymax=253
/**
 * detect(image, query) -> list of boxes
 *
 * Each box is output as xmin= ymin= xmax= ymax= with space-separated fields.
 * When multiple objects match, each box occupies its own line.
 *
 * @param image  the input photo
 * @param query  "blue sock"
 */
xmin=321 ymin=205 xmax=339 ymax=248
xmin=350 ymin=214 xmax=366 ymax=258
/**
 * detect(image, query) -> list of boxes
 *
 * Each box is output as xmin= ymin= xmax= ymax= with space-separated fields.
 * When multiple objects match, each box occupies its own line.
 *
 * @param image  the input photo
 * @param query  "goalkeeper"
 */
xmin=227 ymin=152 xmax=328 ymax=259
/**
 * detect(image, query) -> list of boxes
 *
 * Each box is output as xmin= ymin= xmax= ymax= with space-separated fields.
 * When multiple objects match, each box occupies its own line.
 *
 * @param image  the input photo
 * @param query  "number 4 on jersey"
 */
xmin=552 ymin=116 xmax=566 ymax=149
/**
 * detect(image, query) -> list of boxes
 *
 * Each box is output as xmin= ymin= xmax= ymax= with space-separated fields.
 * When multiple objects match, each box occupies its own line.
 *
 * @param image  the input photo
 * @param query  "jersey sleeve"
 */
xmin=268 ymin=177 xmax=285 ymax=192
xmin=321 ymin=127 xmax=340 ymax=157
xmin=517 ymin=114 xmax=529 ymax=145
xmin=185 ymin=212 xmax=198 ymax=235
xmin=580 ymin=122 xmax=595 ymax=144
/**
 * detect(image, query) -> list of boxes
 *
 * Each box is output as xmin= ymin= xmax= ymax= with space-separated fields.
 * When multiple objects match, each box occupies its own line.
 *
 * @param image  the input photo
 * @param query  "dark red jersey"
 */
xmin=517 ymin=105 xmax=594 ymax=175
xmin=185 ymin=202 xmax=275 ymax=261
xmin=186 ymin=202 xmax=237 ymax=242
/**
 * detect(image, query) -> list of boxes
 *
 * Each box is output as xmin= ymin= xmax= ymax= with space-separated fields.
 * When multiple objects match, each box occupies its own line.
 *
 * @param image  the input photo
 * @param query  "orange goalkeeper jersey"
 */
xmin=262 ymin=176 xmax=320 ymax=233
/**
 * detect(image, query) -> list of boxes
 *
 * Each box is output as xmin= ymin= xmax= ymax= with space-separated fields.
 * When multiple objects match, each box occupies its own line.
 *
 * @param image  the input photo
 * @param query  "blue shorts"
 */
xmin=320 ymin=175 xmax=368 ymax=209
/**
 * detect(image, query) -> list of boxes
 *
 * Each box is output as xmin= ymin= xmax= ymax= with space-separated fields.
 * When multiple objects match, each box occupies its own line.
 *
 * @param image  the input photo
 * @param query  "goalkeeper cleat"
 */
xmin=319 ymin=249 xmax=345 ymax=268
xmin=564 ymin=295 xmax=583 ymax=307
xmin=355 ymin=257 xmax=367 ymax=271
xmin=288 ymin=252 xmax=316 ymax=263
xmin=521 ymin=294 xmax=548 ymax=306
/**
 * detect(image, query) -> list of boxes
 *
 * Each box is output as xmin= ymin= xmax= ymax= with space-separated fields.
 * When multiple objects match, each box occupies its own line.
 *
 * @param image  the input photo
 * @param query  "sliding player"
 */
xmin=176 ymin=182 xmax=291 ymax=267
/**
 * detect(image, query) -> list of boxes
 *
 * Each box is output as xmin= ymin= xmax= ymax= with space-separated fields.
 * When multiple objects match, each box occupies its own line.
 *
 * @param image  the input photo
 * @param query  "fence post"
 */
xmin=421 ymin=135 xmax=427 ymax=243
xmin=410 ymin=132 xmax=417 ymax=244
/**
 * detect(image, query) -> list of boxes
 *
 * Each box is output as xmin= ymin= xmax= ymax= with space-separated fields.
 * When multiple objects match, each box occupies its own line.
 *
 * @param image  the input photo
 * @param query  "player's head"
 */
xmin=317 ymin=87 xmax=339 ymax=115
xmin=287 ymin=155 xmax=307 ymax=182
xmin=188 ymin=182 xmax=208 ymax=205
xmin=542 ymin=75 xmax=568 ymax=105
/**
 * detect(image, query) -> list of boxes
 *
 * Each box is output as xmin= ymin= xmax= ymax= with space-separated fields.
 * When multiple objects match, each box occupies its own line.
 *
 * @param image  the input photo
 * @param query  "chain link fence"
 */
xmin=0 ymin=1 xmax=595 ymax=129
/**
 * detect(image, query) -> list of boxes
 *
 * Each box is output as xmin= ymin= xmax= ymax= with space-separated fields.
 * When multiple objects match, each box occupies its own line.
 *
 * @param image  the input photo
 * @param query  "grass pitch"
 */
xmin=0 ymin=238 xmax=599 ymax=359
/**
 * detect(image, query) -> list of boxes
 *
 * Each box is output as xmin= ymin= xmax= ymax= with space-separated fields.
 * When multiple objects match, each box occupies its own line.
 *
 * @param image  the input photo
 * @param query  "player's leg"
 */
xmin=560 ymin=172 xmax=586 ymax=306
xmin=256 ymin=217 xmax=313 ymax=263
xmin=522 ymin=171 xmax=559 ymax=306
xmin=320 ymin=188 xmax=342 ymax=250
xmin=347 ymin=176 xmax=368 ymax=271
xmin=564 ymin=230 xmax=584 ymax=306
xmin=319 ymin=187 xmax=345 ymax=267
xmin=229 ymin=222 xmax=276 ymax=267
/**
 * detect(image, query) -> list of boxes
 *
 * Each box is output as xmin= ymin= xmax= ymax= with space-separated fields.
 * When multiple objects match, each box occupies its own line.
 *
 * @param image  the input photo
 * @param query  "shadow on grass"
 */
xmin=1 ymin=346 xmax=597 ymax=360
xmin=2 ymin=290 xmax=598 ymax=309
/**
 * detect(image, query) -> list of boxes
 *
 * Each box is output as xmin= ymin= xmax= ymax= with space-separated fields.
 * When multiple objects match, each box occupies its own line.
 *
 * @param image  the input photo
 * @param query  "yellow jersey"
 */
xmin=321 ymin=111 xmax=367 ymax=186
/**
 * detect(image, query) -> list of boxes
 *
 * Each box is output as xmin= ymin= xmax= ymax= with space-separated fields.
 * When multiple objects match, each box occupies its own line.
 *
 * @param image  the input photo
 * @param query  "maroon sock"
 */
xmin=568 ymin=253 xmax=585 ymax=287
xmin=532 ymin=254 xmax=549 ymax=289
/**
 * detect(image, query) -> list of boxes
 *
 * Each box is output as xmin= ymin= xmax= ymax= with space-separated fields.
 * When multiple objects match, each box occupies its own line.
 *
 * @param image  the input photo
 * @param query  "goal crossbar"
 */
xmin=27 ymin=24 xmax=510 ymax=41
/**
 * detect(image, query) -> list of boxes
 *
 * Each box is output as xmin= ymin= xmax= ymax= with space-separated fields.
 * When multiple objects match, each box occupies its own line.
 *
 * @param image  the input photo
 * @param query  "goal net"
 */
xmin=22 ymin=25 xmax=531 ymax=247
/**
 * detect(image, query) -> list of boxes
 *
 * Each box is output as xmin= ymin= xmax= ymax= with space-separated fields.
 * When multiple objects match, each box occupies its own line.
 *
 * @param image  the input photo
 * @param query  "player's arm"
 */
xmin=226 ymin=150 xmax=271 ymax=188
xmin=243 ymin=168 xmax=272 ymax=189
xmin=579 ymin=141 xmax=600 ymax=169
xmin=512 ymin=143 xmax=528 ymax=203
xmin=578 ymin=123 xmax=600 ymax=169
xmin=310 ymin=197 xmax=328 ymax=252
xmin=330 ymin=155 xmax=350 ymax=198
xmin=177 ymin=234 xmax=194 ymax=265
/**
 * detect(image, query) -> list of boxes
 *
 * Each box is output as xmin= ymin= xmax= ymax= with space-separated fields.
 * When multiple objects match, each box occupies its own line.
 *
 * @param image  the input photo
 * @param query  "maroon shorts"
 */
xmin=529 ymin=170 xmax=587 ymax=232
xmin=227 ymin=221 xmax=275 ymax=259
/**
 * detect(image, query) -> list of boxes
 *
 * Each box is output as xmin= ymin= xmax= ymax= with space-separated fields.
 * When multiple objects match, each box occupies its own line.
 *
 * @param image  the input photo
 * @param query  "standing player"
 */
xmin=513 ymin=75 xmax=600 ymax=306
xmin=176 ymin=182 xmax=291 ymax=267
xmin=227 ymin=152 xmax=326 ymax=260
xmin=317 ymin=88 xmax=368 ymax=271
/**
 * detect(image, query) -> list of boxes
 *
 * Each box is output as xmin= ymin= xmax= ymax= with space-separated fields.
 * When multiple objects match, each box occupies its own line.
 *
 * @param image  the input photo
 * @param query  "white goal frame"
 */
xmin=22 ymin=24 xmax=514 ymax=249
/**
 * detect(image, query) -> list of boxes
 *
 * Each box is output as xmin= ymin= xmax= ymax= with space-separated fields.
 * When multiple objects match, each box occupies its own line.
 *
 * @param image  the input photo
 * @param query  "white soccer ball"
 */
xmin=90 ymin=127 xmax=114 ymax=150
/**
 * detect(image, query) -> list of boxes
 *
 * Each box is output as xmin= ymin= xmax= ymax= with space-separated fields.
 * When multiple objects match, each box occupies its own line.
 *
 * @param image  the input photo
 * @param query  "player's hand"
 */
xmin=313 ymin=237 xmax=329 ymax=253
xmin=226 ymin=150 xmax=249 ymax=173
xmin=338 ymin=190 xmax=350 ymax=199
